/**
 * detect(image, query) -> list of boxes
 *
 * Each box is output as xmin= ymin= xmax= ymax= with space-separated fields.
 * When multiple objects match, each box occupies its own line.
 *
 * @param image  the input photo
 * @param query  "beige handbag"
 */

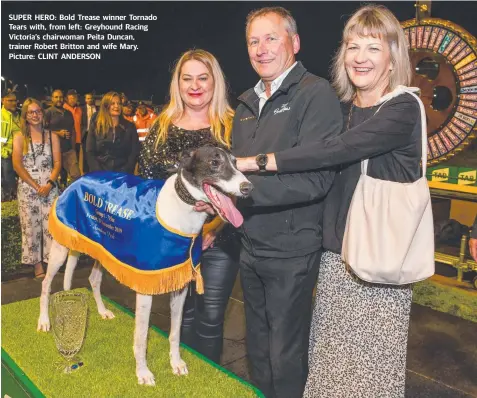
xmin=341 ymin=87 xmax=435 ymax=285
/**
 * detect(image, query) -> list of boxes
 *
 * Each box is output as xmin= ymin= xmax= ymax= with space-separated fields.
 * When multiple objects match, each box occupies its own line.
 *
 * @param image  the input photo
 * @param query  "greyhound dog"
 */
xmin=37 ymin=146 xmax=253 ymax=386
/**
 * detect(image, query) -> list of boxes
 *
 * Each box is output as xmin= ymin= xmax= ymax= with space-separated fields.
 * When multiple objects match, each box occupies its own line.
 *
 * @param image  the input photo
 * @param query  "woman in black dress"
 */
xmin=138 ymin=49 xmax=238 ymax=364
xmin=86 ymin=91 xmax=139 ymax=174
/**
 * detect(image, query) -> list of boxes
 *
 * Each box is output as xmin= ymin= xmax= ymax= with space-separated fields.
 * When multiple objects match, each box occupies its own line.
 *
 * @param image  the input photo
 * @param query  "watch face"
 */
xmin=401 ymin=18 xmax=477 ymax=165
xmin=256 ymin=154 xmax=268 ymax=166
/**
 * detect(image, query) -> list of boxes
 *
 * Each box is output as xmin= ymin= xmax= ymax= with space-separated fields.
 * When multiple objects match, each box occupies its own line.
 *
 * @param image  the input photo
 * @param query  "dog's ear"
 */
xmin=179 ymin=150 xmax=196 ymax=171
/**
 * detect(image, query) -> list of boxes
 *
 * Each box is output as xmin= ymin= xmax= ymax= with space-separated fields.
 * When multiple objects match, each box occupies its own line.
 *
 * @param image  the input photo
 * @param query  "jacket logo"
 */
xmin=274 ymin=103 xmax=290 ymax=115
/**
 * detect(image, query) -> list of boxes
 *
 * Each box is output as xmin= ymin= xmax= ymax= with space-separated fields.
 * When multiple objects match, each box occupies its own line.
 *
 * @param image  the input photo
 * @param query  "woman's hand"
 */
xmin=194 ymin=201 xmax=216 ymax=216
xmin=37 ymin=184 xmax=52 ymax=197
xmin=202 ymin=231 xmax=216 ymax=251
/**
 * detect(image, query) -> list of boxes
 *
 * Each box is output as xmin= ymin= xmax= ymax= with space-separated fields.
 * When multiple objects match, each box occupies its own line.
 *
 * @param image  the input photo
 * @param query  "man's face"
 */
xmin=66 ymin=94 xmax=78 ymax=107
xmin=123 ymin=105 xmax=133 ymax=116
xmin=85 ymin=94 xmax=94 ymax=106
xmin=247 ymin=13 xmax=300 ymax=83
xmin=137 ymin=105 xmax=148 ymax=116
xmin=2 ymin=95 xmax=17 ymax=112
xmin=52 ymin=91 xmax=64 ymax=107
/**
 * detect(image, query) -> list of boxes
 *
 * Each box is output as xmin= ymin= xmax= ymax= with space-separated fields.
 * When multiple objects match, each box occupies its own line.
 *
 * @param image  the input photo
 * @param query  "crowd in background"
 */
xmin=1 ymin=89 xmax=160 ymax=278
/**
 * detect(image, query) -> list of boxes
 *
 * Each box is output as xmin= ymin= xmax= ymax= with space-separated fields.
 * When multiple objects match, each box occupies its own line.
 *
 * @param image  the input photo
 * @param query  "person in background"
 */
xmin=120 ymin=92 xmax=129 ymax=106
xmin=138 ymin=49 xmax=239 ymax=365
xmin=133 ymin=101 xmax=156 ymax=143
xmin=122 ymin=101 xmax=135 ymax=123
xmin=1 ymin=91 xmax=21 ymax=201
xmin=12 ymin=98 xmax=61 ymax=279
xmin=80 ymin=92 xmax=97 ymax=173
xmin=63 ymin=89 xmax=83 ymax=161
xmin=237 ymin=5 xmax=423 ymax=397
xmin=86 ymin=91 xmax=139 ymax=173
xmin=231 ymin=7 xmax=342 ymax=398
xmin=44 ymin=89 xmax=80 ymax=187
xmin=470 ymin=215 xmax=477 ymax=262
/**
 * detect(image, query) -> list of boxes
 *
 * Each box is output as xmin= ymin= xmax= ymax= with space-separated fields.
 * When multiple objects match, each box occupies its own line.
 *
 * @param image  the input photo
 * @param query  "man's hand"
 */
xmin=469 ymin=238 xmax=477 ymax=262
xmin=237 ymin=157 xmax=258 ymax=172
xmin=37 ymin=184 xmax=52 ymax=197
xmin=194 ymin=201 xmax=216 ymax=216
xmin=54 ymin=130 xmax=70 ymax=139
xmin=202 ymin=231 xmax=216 ymax=251
xmin=236 ymin=154 xmax=277 ymax=172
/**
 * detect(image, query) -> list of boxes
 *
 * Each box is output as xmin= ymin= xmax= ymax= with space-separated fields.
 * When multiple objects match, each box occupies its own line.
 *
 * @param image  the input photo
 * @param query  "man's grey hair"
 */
xmin=245 ymin=7 xmax=298 ymax=38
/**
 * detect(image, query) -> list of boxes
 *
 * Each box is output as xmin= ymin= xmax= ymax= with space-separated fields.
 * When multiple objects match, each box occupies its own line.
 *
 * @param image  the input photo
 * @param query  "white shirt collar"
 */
xmin=254 ymin=61 xmax=297 ymax=99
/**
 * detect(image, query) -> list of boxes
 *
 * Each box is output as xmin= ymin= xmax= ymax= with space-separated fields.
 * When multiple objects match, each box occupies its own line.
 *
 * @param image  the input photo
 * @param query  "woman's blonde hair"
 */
xmin=95 ymin=91 xmax=121 ymax=136
xmin=331 ymin=4 xmax=412 ymax=102
xmin=153 ymin=49 xmax=234 ymax=149
xmin=20 ymin=97 xmax=45 ymax=154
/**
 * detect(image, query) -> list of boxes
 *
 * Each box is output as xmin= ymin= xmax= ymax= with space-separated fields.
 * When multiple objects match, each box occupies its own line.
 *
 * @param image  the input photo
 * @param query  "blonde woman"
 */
xmin=12 ymin=98 xmax=61 ymax=279
xmin=86 ymin=91 xmax=139 ymax=173
xmin=237 ymin=5 xmax=421 ymax=396
xmin=138 ymin=49 xmax=237 ymax=364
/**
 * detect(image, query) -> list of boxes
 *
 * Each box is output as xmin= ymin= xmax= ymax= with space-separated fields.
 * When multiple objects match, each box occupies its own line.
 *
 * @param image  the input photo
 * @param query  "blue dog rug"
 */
xmin=49 ymin=172 xmax=204 ymax=295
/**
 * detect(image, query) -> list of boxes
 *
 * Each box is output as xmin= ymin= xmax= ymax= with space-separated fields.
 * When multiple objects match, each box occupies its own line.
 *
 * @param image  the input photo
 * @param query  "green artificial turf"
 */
xmin=413 ymin=279 xmax=477 ymax=323
xmin=1 ymin=288 xmax=262 ymax=397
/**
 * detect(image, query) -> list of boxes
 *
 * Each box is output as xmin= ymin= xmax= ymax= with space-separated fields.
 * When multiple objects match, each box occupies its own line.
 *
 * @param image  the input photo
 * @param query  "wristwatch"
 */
xmin=47 ymin=179 xmax=57 ymax=188
xmin=255 ymin=154 xmax=268 ymax=172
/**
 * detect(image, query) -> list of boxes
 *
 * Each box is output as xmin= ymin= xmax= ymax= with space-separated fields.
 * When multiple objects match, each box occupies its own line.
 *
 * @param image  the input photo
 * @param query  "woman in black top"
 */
xmin=237 ymin=5 xmax=423 ymax=397
xmin=86 ymin=91 xmax=139 ymax=174
xmin=138 ymin=49 xmax=238 ymax=364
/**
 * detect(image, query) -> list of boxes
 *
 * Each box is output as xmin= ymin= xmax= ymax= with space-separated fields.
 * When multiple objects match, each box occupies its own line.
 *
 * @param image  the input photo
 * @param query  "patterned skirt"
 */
xmin=303 ymin=251 xmax=412 ymax=398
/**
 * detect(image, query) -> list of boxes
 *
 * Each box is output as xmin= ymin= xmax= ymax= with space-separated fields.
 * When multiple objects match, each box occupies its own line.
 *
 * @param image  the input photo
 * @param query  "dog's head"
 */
xmin=180 ymin=146 xmax=253 ymax=228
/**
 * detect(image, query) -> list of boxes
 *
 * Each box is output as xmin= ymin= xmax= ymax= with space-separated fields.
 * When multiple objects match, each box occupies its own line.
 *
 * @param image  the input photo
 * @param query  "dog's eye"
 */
xmin=210 ymin=159 xmax=220 ymax=168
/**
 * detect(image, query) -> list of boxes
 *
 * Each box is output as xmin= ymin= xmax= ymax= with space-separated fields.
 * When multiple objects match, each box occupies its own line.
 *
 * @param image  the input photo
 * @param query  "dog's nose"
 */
xmin=240 ymin=182 xmax=254 ymax=196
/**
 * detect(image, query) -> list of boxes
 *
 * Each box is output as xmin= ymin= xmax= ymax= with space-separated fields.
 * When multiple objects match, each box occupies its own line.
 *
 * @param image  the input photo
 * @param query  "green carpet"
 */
xmin=413 ymin=278 xmax=477 ymax=323
xmin=1 ymin=288 xmax=262 ymax=397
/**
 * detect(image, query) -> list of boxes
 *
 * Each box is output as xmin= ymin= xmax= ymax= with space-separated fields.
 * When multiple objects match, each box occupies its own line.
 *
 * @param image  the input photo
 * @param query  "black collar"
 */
xmin=175 ymin=174 xmax=197 ymax=206
xmin=237 ymin=61 xmax=307 ymax=109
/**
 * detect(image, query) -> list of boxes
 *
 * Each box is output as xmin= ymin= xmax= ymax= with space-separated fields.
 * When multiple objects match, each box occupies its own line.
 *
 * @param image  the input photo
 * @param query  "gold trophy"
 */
xmin=50 ymin=291 xmax=88 ymax=373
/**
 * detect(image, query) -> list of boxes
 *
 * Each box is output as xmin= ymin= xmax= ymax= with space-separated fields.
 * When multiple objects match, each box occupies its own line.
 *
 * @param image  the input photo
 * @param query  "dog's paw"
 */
xmin=37 ymin=316 xmax=50 ymax=332
xmin=137 ymin=368 xmax=155 ymax=386
xmin=99 ymin=309 xmax=115 ymax=320
xmin=171 ymin=358 xmax=188 ymax=376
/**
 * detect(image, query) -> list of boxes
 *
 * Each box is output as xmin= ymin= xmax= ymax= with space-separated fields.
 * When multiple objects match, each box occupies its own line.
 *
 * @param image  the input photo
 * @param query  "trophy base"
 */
xmin=55 ymin=357 xmax=84 ymax=374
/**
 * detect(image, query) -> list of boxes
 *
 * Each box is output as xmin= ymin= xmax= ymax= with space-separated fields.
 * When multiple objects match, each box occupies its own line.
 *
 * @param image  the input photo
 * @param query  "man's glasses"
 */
xmin=27 ymin=110 xmax=42 ymax=116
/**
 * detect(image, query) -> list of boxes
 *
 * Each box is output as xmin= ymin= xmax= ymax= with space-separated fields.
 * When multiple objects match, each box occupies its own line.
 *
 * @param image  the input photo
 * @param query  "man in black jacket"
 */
xmin=231 ymin=7 xmax=342 ymax=398
xmin=44 ymin=89 xmax=81 ymax=186
xmin=80 ymin=92 xmax=97 ymax=173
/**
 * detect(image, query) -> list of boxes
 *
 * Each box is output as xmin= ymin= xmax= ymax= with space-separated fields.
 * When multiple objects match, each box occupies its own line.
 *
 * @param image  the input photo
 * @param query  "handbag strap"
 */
xmin=361 ymin=88 xmax=427 ymax=177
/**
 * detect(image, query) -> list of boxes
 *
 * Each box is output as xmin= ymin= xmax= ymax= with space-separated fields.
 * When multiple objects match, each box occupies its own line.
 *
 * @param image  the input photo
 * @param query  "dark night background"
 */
xmin=2 ymin=1 xmax=477 ymax=106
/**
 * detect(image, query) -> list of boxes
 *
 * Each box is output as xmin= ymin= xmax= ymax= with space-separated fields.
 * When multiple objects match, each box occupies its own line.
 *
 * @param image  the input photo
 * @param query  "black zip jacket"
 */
xmin=44 ymin=106 xmax=75 ymax=153
xmin=232 ymin=62 xmax=343 ymax=258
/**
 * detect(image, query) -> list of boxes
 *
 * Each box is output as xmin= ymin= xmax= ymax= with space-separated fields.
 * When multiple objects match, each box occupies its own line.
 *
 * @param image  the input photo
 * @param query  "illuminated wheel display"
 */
xmin=402 ymin=18 xmax=477 ymax=165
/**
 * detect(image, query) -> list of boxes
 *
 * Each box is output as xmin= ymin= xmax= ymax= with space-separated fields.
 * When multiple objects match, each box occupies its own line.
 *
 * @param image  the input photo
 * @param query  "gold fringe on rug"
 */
xmin=49 ymin=200 xmax=197 ymax=295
